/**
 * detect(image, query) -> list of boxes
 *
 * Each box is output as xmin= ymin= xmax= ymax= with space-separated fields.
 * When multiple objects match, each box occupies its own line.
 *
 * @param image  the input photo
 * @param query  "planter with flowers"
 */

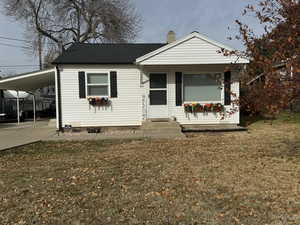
xmin=88 ymin=97 xmax=111 ymax=107
xmin=184 ymin=103 xmax=224 ymax=114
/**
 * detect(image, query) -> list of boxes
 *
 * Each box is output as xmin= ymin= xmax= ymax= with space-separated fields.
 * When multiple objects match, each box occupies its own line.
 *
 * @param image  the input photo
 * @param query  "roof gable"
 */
xmin=136 ymin=32 xmax=249 ymax=65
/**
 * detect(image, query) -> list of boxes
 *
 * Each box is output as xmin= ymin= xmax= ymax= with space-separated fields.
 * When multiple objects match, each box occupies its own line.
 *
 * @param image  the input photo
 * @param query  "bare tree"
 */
xmin=226 ymin=0 xmax=300 ymax=118
xmin=2 ymin=0 xmax=141 ymax=66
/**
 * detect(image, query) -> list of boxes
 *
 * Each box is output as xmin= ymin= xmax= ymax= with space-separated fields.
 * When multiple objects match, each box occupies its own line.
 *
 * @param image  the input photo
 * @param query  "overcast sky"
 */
xmin=0 ymin=0 xmax=263 ymax=75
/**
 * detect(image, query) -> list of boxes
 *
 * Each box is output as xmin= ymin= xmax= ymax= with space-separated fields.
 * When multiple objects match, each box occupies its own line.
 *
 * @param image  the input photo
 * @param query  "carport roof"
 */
xmin=0 ymin=68 xmax=55 ymax=92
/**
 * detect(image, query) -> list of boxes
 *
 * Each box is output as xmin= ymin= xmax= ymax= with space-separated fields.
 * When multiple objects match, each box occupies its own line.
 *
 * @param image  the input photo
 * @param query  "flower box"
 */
xmin=88 ymin=97 xmax=111 ymax=106
xmin=184 ymin=103 xmax=224 ymax=113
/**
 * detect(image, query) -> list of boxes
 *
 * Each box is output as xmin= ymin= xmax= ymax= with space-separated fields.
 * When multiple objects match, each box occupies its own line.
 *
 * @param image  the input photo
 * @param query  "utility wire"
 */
xmin=0 ymin=42 xmax=32 ymax=49
xmin=0 ymin=35 xmax=57 ymax=45
xmin=0 ymin=35 xmax=30 ymax=43
xmin=0 ymin=65 xmax=41 ymax=68
xmin=0 ymin=34 xmax=66 ymax=47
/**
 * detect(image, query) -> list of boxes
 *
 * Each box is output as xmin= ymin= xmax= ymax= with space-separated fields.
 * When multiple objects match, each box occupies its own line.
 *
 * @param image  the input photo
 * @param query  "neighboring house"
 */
xmin=0 ymin=88 xmax=55 ymax=121
xmin=247 ymin=61 xmax=299 ymax=112
xmin=34 ymin=86 xmax=56 ymax=115
xmin=247 ymin=62 xmax=291 ymax=85
xmin=51 ymin=31 xmax=249 ymax=129
xmin=0 ymin=90 xmax=29 ymax=120
xmin=39 ymin=86 xmax=56 ymax=98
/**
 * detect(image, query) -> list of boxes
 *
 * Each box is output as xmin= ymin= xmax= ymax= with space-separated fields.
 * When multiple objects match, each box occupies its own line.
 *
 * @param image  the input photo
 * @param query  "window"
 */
xmin=150 ymin=73 xmax=167 ymax=89
xmin=87 ymin=73 xmax=108 ymax=96
xmin=183 ymin=74 xmax=221 ymax=102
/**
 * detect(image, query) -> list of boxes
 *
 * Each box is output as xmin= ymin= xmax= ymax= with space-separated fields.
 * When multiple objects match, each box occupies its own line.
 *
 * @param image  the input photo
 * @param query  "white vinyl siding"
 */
xmin=139 ymin=36 xmax=240 ymax=65
xmin=59 ymin=63 xmax=241 ymax=127
xmin=60 ymin=65 xmax=142 ymax=127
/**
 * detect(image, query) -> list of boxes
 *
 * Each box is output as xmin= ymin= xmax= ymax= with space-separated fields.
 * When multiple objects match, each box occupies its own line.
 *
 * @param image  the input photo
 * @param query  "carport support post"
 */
xmin=33 ymin=94 xmax=36 ymax=125
xmin=16 ymin=91 xmax=20 ymax=125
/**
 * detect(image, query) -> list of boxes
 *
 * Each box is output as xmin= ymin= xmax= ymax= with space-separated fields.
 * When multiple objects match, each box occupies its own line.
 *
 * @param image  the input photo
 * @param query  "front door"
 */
xmin=148 ymin=73 xmax=168 ymax=119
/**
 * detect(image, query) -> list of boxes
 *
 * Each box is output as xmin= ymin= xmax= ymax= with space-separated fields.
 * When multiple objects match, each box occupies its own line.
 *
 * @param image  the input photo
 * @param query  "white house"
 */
xmin=0 ymin=31 xmax=249 ymax=130
xmin=51 ymin=31 xmax=248 ymax=130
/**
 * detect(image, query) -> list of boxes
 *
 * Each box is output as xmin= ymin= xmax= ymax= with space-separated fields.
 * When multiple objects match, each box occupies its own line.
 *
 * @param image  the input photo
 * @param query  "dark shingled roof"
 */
xmin=52 ymin=43 xmax=166 ymax=65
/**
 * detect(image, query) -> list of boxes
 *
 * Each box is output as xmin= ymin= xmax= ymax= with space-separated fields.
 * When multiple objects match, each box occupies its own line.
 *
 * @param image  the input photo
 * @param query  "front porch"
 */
xmin=140 ymin=64 xmax=241 ymax=125
xmin=136 ymin=32 xmax=248 ymax=126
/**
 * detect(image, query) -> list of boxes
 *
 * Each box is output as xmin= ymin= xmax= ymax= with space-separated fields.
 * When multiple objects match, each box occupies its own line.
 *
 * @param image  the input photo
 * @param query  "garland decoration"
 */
xmin=184 ymin=103 xmax=225 ymax=113
xmin=88 ymin=97 xmax=111 ymax=106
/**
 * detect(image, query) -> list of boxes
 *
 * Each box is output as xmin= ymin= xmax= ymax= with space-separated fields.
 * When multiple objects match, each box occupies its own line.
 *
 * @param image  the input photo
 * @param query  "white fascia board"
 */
xmin=0 ymin=68 xmax=56 ymax=84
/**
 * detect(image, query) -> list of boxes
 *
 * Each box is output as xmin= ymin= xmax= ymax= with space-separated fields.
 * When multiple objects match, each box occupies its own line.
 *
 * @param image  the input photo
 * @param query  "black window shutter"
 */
xmin=110 ymin=71 xmax=118 ymax=98
xmin=175 ymin=72 xmax=183 ymax=106
xmin=224 ymin=71 xmax=231 ymax=105
xmin=78 ymin=71 xmax=86 ymax=99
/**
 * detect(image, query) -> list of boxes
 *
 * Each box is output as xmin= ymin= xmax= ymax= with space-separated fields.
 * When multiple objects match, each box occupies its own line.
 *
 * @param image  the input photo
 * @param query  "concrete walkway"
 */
xmin=0 ymin=121 xmax=56 ymax=151
xmin=46 ymin=121 xmax=186 ymax=141
xmin=0 ymin=120 xmax=186 ymax=151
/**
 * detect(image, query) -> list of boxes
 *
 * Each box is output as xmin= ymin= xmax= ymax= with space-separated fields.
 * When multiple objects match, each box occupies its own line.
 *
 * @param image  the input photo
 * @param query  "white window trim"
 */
xmin=86 ymin=73 xmax=110 ymax=98
xmin=182 ymin=72 xmax=223 ymax=104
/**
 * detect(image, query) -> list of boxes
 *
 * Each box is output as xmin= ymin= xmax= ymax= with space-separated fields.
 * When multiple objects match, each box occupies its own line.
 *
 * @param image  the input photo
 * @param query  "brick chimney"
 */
xmin=167 ymin=31 xmax=176 ymax=44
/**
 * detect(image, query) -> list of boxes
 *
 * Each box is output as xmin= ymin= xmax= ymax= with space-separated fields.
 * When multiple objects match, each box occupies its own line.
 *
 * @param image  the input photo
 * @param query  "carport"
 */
xmin=0 ymin=68 xmax=57 ymax=126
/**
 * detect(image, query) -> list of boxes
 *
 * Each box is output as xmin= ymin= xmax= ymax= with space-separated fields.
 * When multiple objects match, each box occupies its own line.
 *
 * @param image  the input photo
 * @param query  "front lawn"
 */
xmin=0 ymin=114 xmax=299 ymax=225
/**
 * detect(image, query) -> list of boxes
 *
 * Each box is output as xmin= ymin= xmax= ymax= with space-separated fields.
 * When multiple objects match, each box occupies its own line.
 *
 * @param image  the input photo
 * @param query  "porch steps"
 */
xmin=142 ymin=120 xmax=186 ymax=139
xmin=182 ymin=125 xmax=248 ymax=133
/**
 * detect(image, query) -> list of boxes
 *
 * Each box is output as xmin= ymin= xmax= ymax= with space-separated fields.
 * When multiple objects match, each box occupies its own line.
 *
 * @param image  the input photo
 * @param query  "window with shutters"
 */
xmin=183 ymin=73 xmax=222 ymax=102
xmin=86 ymin=73 xmax=109 ymax=96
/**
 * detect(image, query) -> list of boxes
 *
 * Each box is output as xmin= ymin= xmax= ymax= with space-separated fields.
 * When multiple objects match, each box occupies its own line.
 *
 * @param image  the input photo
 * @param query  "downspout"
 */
xmin=55 ymin=65 xmax=63 ymax=132
xmin=135 ymin=62 xmax=148 ymax=121
xmin=0 ymin=90 xmax=3 ymax=113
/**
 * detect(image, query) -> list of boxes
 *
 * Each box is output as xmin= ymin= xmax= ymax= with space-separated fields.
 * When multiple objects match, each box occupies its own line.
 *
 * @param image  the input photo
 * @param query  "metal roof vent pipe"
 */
xmin=167 ymin=30 xmax=176 ymax=44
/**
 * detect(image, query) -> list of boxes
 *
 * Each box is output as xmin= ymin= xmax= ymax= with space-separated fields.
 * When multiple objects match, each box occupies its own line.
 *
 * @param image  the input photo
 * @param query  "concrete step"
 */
xmin=142 ymin=125 xmax=182 ymax=131
xmin=182 ymin=125 xmax=247 ymax=133
xmin=143 ymin=128 xmax=182 ymax=133
xmin=142 ymin=121 xmax=181 ymax=130
xmin=143 ymin=131 xmax=186 ymax=139
xmin=149 ymin=118 xmax=170 ymax=122
xmin=141 ymin=120 xmax=185 ymax=139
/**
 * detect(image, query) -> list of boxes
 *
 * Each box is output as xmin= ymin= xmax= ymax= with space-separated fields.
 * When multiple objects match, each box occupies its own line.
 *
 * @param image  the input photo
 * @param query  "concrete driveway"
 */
xmin=0 ymin=120 xmax=56 ymax=151
xmin=0 ymin=120 xmax=186 ymax=151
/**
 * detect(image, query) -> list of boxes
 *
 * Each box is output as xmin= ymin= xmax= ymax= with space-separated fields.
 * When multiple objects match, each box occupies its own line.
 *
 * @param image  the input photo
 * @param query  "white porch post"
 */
xmin=16 ymin=90 xmax=20 ymax=125
xmin=55 ymin=67 xmax=59 ymax=129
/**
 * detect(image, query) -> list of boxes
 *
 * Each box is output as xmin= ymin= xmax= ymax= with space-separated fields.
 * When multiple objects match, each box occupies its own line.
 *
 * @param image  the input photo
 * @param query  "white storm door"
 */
xmin=148 ymin=73 xmax=168 ymax=119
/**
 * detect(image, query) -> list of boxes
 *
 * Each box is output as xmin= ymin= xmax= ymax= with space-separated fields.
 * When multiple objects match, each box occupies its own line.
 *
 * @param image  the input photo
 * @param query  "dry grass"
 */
xmin=0 ymin=115 xmax=299 ymax=225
